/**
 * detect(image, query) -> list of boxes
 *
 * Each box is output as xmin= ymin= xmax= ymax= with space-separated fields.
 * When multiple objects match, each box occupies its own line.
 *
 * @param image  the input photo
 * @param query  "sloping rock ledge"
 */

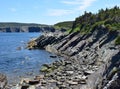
xmin=24 ymin=29 xmax=120 ymax=89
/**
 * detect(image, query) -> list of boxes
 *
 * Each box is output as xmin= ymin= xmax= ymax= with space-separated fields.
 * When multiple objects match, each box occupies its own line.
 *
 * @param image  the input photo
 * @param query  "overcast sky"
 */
xmin=0 ymin=0 xmax=120 ymax=25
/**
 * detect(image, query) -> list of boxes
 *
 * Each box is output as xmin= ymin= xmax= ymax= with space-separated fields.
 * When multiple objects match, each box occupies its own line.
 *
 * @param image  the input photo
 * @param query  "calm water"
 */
xmin=0 ymin=33 xmax=57 ymax=84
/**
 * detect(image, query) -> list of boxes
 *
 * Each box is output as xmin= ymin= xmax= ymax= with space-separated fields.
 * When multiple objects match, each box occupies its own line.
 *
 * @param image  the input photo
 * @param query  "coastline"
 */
xmin=25 ymin=30 xmax=120 ymax=89
xmin=1 ymin=29 xmax=119 ymax=89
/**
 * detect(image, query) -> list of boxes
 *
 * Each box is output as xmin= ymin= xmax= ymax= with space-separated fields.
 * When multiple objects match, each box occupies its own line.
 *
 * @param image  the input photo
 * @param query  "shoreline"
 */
xmin=2 ymin=29 xmax=120 ymax=89
xmin=24 ymin=30 xmax=120 ymax=89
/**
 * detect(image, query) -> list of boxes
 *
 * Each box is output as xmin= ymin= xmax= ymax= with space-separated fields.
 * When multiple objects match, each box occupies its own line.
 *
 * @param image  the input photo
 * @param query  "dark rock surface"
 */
xmin=23 ymin=27 xmax=120 ymax=89
xmin=0 ymin=26 xmax=55 ymax=32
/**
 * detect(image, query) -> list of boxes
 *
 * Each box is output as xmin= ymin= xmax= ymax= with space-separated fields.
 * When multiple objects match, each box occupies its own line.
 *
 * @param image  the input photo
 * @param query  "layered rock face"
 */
xmin=27 ymin=26 xmax=120 ymax=89
xmin=0 ymin=26 xmax=55 ymax=32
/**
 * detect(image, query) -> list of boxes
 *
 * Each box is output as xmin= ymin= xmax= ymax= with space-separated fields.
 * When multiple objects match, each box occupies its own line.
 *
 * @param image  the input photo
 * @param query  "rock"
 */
xmin=64 ymin=61 xmax=72 ymax=65
xmin=81 ymin=76 xmax=88 ymax=80
xmin=39 ymin=86 xmax=47 ymax=89
xmin=66 ymin=71 xmax=74 ymax=75
xmin=41 ymin=80 xmax=47 ymax=86
xmin=34 ymin=75 xmax=44 ymax=80
xmin=67 ymin=81 xmax=78 ymax=85
xmin=59 ymin=84 xmax=67 ymax=88
xmin=20 ymin=78 xmax=30 ymax=84
xmin=16 ymin=47 xmax=22 ymax=50
xmin=29 ymin=80 xmax=39 ymax=85
xmin=0 ymin=73 xmax=7 ymax=89
xmin=27 ymin=40 xmax=37 ymax=50
xmin=56 ymin=81 xmax=63 ymax=85
xmin=50 ymin=55 xmax=57 ymax=58
xmin=79 ymin=80 xmax=86 ymax=84
xmin=84 ymin=70 xmax=94 ymax=75
xmin=28 ymin=85 xmax=36 ymax=89
xmin=40 ymin=66 xmax=48 ymax=72
xmin=11 ymin=84 xmax=22 ymax=89
xmin=53 ymin=87 xmax=59 ymax=89
xmin=48 ymin=79 xmax=56 ymax=83
xmin=42 ymin=64 xmax=50 ymax=68
xmin=21 ymin=83 xmax=29 ymax=89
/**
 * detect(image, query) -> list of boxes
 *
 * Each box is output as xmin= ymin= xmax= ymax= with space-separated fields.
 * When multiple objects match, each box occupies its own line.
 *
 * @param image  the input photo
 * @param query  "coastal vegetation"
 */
xmin=115 ymin=36 xmax=120 ymax=45
xmin=54 ymin=21 xmax=73 ymax=31
xmin=69 ymin=6 xmax=120 ymax=34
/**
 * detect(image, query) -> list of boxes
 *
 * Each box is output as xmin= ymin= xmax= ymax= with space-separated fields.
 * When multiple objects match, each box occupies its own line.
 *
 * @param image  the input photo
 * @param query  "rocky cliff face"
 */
xmin=24 ymin=7 xmax=120 ymax=89
xmin=0 ymin=26 xmax=55 ymax=32
xmin=27 ymin=26 xmax=120 ymax=89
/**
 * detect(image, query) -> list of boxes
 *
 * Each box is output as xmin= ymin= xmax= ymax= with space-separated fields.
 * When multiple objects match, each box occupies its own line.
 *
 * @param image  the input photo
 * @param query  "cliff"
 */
xmin=0 ymin=22 xmax=55 ymax=32
xmin=11 ymin=6 xmax=120 ymax=89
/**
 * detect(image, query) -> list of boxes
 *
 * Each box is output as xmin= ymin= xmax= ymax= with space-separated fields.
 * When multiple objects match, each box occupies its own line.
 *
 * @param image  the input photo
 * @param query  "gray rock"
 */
xmin=0 ymin=73 xmax=7 ymax=89
xmin=67 ymin=81 xmax=78 ymax=85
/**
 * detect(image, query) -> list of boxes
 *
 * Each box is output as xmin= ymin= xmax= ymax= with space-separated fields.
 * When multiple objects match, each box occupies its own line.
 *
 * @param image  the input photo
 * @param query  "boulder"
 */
xmin=29 ymin=80 xmax=39 ymax=85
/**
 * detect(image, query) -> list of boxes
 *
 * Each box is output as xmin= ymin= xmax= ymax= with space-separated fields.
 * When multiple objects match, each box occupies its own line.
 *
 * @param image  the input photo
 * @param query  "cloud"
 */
xmin=78 ymin=0 xmax=96 ymax=10
xmin=61 ymin=0 xmax=82 ymax=5
xmin=47 ymin=0 xmax=97 ymax=16
xmin=9 ymin=8 xmax=17 ymax=12
xmin=62 ymin=0 xmax=96 ymax=10
xmin=47 ymin=9 xmax=73 ymax=16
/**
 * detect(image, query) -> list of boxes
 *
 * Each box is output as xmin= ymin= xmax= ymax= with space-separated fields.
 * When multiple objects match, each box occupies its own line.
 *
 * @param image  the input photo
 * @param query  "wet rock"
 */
xmin=29 ymin=80 xmax=39 ymax=85
xmin=27 ymin=40 xmax=37 ymax=50
xmin=40 ymin=66 xmax=48 ymax=72
xmin=50 ymin=55 xmax=57 ymax=58
xmin=16 ymin=47 xmax=22 ymax=50
xmin=21 ymin=83 xmax=29 ymax=89
xmin=0 ymin=73 xmax=7 ymax=89
xmin=20 ymin=78 xmax=30 ymax=84
xmin=34 ymin=75 xmax=44 ymax=81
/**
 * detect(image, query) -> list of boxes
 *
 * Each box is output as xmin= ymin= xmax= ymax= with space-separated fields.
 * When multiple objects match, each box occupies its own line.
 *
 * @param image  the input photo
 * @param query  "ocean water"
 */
xmin=0 ymin=33 xmax=57 ymax=84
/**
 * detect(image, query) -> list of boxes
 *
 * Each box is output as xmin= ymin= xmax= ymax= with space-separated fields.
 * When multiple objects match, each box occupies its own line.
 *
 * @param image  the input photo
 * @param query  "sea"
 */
xmin=0 ymin=33 xmax=57 ymax=84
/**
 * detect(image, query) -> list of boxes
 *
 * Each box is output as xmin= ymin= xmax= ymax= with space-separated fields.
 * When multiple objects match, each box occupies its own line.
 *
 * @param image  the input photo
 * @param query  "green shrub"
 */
xmin=73 ymin=27 xmax=80 ymax=32
xmin=115 ymin=36 xmax=120 ymax=45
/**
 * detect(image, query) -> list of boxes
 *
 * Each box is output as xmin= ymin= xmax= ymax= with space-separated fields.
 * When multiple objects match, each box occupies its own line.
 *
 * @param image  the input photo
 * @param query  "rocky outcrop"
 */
xmin=0 ymin=73 xmax=7 ymax=89
xmin=26 ymin=25 xmax=120 ymax=89
xmin=27 ymin=32 xmax=66 ymax=50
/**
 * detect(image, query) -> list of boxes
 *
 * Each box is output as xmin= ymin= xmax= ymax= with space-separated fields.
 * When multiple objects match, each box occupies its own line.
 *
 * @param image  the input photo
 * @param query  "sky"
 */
xmin=0 ymin=0 xmax=120 ymax=25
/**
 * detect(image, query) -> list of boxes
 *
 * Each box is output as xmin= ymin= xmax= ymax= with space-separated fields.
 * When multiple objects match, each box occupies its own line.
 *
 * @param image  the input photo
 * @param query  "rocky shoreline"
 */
xmin=1 ymin=6 xmax=120 ymax=89
xmin=2 ymin=28 xmax=120 ymax=89
xmin=25 ymin=28 xmax=120 ymax=89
